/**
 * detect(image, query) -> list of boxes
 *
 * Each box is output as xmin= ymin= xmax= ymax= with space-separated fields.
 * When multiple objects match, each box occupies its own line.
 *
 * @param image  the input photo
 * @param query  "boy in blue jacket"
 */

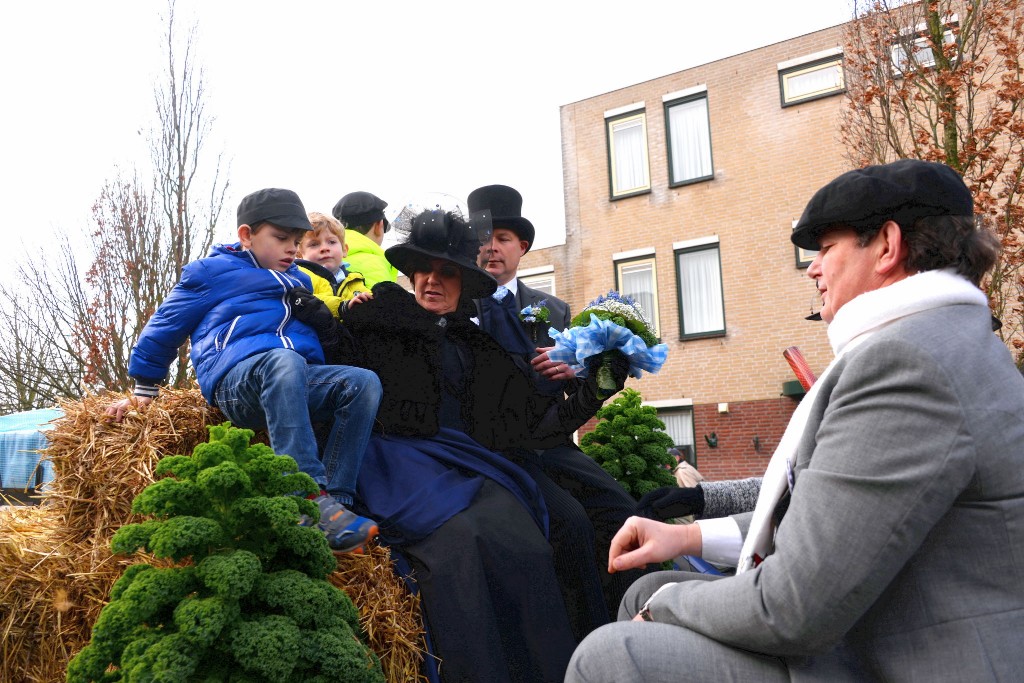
xmin=106 ymin=188 xmax=383 ymax=553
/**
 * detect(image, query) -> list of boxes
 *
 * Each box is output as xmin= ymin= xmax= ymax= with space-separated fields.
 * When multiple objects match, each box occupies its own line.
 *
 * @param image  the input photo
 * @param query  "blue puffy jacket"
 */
xmin=128 ymin=243 xmax=325 ymax=403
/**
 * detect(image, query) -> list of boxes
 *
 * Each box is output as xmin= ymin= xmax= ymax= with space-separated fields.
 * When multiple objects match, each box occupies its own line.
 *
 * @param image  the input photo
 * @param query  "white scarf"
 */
xmin=736 ymin=269 xmax=987 ymax=573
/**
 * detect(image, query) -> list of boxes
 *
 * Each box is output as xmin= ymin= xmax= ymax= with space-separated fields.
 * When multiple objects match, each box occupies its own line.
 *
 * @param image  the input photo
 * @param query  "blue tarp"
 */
xmin=0 ymin=408 xmax=62 ymax=490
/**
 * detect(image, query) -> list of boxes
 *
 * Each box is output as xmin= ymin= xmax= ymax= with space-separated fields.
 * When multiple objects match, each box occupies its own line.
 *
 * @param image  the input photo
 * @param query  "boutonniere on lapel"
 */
xmin=519 ymin=299 xmax=550 ymax=342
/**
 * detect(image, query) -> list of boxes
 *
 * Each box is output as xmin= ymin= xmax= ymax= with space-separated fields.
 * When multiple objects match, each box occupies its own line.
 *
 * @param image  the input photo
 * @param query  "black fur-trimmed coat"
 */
xmin=324 ymin=282 xmax=605 ymax=452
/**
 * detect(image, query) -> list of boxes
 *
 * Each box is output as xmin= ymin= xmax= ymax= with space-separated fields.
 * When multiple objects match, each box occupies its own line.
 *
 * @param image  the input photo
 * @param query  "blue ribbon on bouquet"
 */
xmin=546 ymin=313 xmax=668 ymax=379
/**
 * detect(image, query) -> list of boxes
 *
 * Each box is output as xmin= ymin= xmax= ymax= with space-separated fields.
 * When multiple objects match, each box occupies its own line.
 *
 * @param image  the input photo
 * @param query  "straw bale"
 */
xmin=0 ymin=388 xmax=427 ymax=683
xmin=331 ymin=542 xmax=434 ymax=683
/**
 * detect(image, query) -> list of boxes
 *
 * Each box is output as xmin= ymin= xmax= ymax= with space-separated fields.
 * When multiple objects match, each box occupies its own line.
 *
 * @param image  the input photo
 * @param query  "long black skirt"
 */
xmin=401 ymin=480 xmax=578 ymax=683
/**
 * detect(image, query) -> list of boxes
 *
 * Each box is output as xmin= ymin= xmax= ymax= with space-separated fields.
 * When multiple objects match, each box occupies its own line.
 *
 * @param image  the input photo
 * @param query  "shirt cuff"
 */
xmin=695 ymin=516 xmax=743 ymax=567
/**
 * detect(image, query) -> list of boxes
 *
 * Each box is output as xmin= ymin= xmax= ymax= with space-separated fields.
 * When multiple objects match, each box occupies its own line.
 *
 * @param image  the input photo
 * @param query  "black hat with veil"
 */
xmin=385 ymin=194 xmax=498 ymax=299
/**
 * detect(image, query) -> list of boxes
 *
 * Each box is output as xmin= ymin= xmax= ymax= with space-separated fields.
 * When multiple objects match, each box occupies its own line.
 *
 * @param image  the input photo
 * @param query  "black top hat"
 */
xmin=333 ymin=191 xmax=389 ymax=230
xmin=237 ymin=188 xmax=312 ymax=230
xmin=467 ymin=184 xmax=535 ymax=252
xmin=385 ymin=210 xmax=497 ymax=300
xmin=792 ymin=159 xmax=973 ymax=250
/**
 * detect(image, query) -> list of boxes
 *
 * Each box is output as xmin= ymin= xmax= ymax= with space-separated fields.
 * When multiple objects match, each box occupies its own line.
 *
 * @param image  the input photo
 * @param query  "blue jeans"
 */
xmin=213 ymin=348 xmax=382 ymax=505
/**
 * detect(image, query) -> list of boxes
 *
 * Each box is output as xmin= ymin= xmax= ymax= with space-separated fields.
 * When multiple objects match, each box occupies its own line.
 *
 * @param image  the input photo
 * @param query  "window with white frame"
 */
xmin=614 ymin=249 xmax=659 ymax=336
xmin=606 ymin=104 xmax=651 ymax=198
xmin=778 ymin=50 xmax=845 ymax=106
xmin=664 ymin=87 xmax=713 ymax=186
xmin=890 ymin=22 xmax=957 ymax=76
xmin=653 ymin=404 xmax=696 ymax=466
xmin=675 ymin=237 xmax=725 ymax=338
xmin=519 ymin=265 xmax=556 ymax=296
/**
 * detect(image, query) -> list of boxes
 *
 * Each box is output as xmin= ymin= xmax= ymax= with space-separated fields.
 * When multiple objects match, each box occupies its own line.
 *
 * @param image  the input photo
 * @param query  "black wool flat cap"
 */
xmin=791 ymin=159 xmax=973 ymax=250
xmin=237 ymin=188 xmax=312 ymax=231
xmin=333 ymin=191 xmax=388 ymax=228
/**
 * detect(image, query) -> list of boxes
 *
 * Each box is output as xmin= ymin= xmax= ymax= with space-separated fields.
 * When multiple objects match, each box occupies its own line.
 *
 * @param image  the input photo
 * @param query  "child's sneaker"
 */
xmin=303 ymin=494 xmax=379 ymax=554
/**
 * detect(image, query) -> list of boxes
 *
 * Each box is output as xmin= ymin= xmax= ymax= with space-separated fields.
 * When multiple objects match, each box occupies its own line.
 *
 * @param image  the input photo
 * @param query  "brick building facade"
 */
xmin=518 ymin=25 xmax=852 ymax=480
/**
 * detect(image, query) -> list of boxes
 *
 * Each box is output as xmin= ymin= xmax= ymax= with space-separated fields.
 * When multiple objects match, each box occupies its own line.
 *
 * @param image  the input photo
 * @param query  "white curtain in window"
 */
xmin=659 ymin=409 xmax=694 ymax=450
xmin=619 ymin=261 xmax=658 ymax=334
xmin=668 ymin=98 xmax=712 ymax=183
xmin=787 ymin=63 xmax=842 ymax=99
xmin=612 ymin=118 xmax=648 ymax=193
xmin=522 ymin=276 xmax=554 ymax=295
xmin=679 ymin=247 xmax=724 ymax=334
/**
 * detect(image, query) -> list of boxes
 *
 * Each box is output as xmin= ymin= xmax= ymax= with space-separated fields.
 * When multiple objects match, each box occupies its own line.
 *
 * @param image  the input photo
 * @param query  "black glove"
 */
xmin=584 ymin=350 xmax=631 ymax=399
xmin=637 ymin=485 xmax=705 ymax=520
xmin=288 ymin=287 xmax=336 ymax=335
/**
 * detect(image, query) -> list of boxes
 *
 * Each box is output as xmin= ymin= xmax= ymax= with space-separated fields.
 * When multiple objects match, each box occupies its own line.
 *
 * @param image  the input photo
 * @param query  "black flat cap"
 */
xmin=792 ymin=159 xmax=973 ymax=250
xmin=333 ymin=191 xmax=388 ymax=228
xmin=237 ymin=188 xmax=312 ymax=230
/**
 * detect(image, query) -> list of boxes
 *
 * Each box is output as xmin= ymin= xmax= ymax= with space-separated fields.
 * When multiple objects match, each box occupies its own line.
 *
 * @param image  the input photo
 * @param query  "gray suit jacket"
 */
xmin=648 ymin=302 xmax=1024 ymax=680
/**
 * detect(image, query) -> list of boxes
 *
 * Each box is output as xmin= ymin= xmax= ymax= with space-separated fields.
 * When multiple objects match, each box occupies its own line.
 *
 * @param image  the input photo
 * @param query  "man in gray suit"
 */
xmin=566 ymin=159 xmax=1024 ymax=682
xmin=468 ymin=184 xmax=647 ymax=640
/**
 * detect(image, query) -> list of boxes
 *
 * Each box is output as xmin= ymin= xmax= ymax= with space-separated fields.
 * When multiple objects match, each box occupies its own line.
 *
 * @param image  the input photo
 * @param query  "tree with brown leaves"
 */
xmin=841 ymin=0 xmax=1024 ymax=365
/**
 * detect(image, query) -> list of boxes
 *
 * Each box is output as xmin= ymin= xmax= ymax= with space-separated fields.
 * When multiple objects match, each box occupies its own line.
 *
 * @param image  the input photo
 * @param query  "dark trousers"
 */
xmin=402 ymin=480 xmax=578 ymax=683
xmin=509 ymin=444 xmax=648 ymax=636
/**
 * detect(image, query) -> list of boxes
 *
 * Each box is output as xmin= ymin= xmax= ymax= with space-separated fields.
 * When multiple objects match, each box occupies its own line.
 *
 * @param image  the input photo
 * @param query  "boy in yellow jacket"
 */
xmin=296 ymin=212 xmax=371 ymax=318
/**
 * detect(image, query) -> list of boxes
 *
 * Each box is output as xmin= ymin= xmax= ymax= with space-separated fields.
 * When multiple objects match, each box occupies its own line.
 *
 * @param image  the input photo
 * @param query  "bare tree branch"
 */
xmin=0 ymin=0 xmax=229 ymax=411
xmin=841 ymin=0 xmax=1024 ymax=365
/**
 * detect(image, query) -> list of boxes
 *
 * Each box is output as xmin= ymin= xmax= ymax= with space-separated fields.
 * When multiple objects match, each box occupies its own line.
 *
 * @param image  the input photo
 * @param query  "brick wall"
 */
xmin=527 ymin=25 xmax=850 ymax=478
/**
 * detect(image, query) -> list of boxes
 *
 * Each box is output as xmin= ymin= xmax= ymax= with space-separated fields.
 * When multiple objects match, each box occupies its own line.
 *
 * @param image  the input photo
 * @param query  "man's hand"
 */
xmin=531 ymin=346 xmax=575 ymax=382
xmin=608 ymin=515 xmax=701 ymax=573
xmin=105 ymin=396 xmax=153 ymax=422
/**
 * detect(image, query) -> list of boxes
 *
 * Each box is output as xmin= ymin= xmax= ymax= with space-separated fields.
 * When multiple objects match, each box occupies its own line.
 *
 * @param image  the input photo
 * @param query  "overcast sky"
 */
xmin=0 ymin=1 xmax=853 ymax=277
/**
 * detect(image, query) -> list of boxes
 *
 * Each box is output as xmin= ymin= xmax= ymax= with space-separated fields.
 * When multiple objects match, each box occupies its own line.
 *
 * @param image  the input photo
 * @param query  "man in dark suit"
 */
xmin=470 ymin=184 xmax=571 ymax=395
xmin=468 ymin=184 xmax=646 ymax=639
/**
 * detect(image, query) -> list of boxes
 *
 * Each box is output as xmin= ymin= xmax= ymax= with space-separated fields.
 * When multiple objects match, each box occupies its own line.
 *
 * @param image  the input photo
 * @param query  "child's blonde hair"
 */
xmin=299 ymin=212 xmax=347 ymax=257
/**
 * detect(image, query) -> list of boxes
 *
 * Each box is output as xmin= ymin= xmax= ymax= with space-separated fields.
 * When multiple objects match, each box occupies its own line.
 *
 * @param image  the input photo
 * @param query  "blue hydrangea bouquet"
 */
xmin=547 ymin=291 xmax=669 ymax=397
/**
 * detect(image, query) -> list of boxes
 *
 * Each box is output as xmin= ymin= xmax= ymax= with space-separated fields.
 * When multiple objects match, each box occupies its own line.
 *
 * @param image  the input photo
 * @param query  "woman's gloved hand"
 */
xmin=288 ymin=287 xmax=336 ymax=335
xmin=584 ymin=350 xmax=631 ymax=399
xmin=637 ymin=484 xmax=705 ymax=520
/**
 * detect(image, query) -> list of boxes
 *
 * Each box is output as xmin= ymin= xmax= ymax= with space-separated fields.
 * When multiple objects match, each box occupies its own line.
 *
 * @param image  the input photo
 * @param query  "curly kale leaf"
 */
xmin=196 ymin=549 xmax=262 ymax=598
xmin=253 ymin=570 xmax=361 ymax=635
xmin=173 ymin=595 xmax=240 ymax=647
xmin=131 ymin=477 xmax=206 ymax=518
xmin=148 ymin=516 xmax=227 ymax=561
xmin=242 ymin=452 xmax=318 ymax=497
xmin=226 ymin=614 xmax=302 ymax=681
xmin=196 ymin=460 xmax=254 ymax=504
xmin=120 ymin=632 xmax=199 ymax=683
xmin=154 ymin=453 xmax=199 ymax=480
xmin=298 ymin=629 xmax=383 ymax=683
xmin=111 ymin=520 xmax=162 ymax=557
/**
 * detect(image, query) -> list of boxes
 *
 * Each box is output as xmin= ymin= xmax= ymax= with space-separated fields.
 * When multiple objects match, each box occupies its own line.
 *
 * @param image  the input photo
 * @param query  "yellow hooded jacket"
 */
xmin=296 ymin=259 xmax=371 ymax=318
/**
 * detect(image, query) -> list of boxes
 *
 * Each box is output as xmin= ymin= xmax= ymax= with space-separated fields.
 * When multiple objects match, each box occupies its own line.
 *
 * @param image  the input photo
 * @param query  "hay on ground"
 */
xmin=0 ymin=388 xmax=427 ymax=683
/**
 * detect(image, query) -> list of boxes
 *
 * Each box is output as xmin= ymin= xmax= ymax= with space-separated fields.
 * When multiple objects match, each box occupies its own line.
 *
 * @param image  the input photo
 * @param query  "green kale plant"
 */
xmin=67 ymin=422 xmax=384 ymax=683
xmin=580 ymin=389 xmax=677 ymax=499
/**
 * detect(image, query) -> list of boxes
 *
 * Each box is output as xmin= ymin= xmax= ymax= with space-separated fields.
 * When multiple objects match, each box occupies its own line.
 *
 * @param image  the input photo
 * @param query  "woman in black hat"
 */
xmin=290 ymin=209 xmax=628 ymax=682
